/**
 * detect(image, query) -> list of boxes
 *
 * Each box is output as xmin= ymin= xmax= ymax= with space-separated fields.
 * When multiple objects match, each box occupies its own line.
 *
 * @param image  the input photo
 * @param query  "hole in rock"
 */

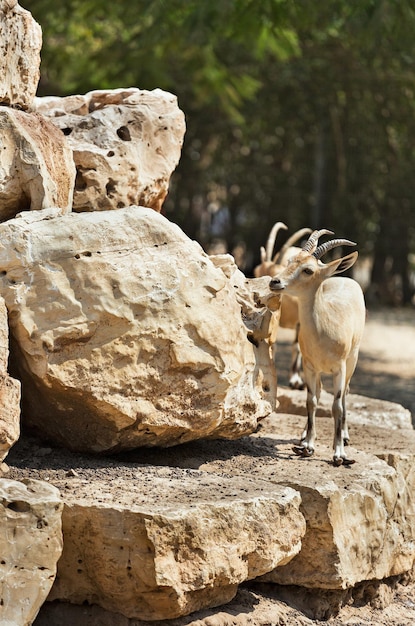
xmin=116 ymin=126 xmax=131 ymax=141
xmin=75 ymin=168 xmax=87 ymax=191
xmin=106 ymin=179 xmax=117 ymax=197
xmin=7 ymin=501 xmax=31 ymax=513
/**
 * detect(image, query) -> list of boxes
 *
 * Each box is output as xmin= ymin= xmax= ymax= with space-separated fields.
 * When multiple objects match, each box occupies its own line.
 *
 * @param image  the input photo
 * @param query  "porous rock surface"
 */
xmin=46 ymin=469 xmax=304 ymax=621
xmin=198 ymin=403 xmax=415 ymax=591
xmin=0 ymin=206 xmax=271 ymax=453
xmin=0 ymin=0 xmax=42 ymax=109
xmin=0 ymin=477 xmax=63 ymax=626
xmin=0 ymin=295 xmax=20 ymax=462
xmin=7 ymin=393 xmax=415 ymax=624
xmin=0 ymin=107 xmax=76 ymax=221
xmin=34 ymin=87 xmax=186 ymax=212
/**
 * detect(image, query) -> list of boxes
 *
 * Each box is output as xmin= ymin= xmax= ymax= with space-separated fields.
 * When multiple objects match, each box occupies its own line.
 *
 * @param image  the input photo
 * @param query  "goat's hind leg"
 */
xmin=342 ymin=386 xmax=350 ymax=445
xmin=332 ymin=370 xmax=355 ymax=466
xmin=293 ymin=370 xmax=319 ymax=458
xmin=289 ymin=323 xmax=305 ymax=389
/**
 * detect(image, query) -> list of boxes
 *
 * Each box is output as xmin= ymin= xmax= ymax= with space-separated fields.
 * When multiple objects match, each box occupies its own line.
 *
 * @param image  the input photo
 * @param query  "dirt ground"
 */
xmin=8 ymin=306 xmax=415 ymax=626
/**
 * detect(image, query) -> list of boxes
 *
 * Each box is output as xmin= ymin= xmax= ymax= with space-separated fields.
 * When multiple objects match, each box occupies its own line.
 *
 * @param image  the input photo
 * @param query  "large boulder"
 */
xmin=0 ymin=477 xmax=63 ymax=625
xmin=197 ymin=412 xmax=415 ymax=592
xmin=0 ymin=206 xmax=271 ymax=453
xmin=0 ymin=107 xmax=76 ymax=221
xmin=0 ymin=296 xmax=20 ymax=462
xmin=46 ymin=468 xmax=304 ymax=621
xmin=34 ymin=87 xmax=186 ymax=213
xmin=0 ymin=0 xmax=42 ymax=109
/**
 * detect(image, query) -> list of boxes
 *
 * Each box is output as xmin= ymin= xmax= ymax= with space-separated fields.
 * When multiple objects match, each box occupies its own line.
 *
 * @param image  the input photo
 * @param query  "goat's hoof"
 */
xmin=289 ymin=379 xmax=306 ymax=390
xmin=292 ymin=445 xmax=304 ymax=456
xmin=333 ymin=456 xmax=356 ymax=467
xmin=293 ymin=445 xmax=314 ymax=457
xmin=343 ymin=457 xmax=356 ymax=466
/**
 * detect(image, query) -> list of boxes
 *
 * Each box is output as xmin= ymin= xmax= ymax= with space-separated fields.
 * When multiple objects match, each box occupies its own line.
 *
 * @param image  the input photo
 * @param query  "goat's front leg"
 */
xmin=332 ymin=369 xmax=355 ymax=466
xmin=293 ymin=368 xmax=319 ymax=457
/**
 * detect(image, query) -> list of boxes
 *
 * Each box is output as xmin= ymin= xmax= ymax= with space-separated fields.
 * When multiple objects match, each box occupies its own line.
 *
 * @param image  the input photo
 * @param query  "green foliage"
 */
xmin=23 ymin=0 xmax=415 ymax=303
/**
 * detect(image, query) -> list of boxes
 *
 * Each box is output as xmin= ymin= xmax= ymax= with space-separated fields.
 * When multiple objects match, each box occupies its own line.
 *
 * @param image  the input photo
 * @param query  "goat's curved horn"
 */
xmin=265 ymin=221 xmax=288 ymax=262
xmin=273 ymin=227 xmax=313 ymax=263
xmin=313 ymin=239 xmax=357 ymax=260
xmin=302 ymin=229 xmax=334 ymax=254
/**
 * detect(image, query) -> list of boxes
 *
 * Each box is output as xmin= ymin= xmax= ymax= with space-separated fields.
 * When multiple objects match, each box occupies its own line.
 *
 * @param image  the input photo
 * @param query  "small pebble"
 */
xmin=66 ymin=469 xmax=79 ymax=477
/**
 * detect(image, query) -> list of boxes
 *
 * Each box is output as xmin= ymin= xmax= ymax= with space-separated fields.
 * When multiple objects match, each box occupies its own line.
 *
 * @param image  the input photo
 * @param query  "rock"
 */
xmin=277 ymin=386 xmax=413 ymax=430
xmin=45 ymin=468 xmax=304 ymax=621
xmin=0 ymin=207 xmax=271 ymax=453
xmin=7 ymin=394 xmax=415 ymax=623
xmin=154 ymin=410 xmax=415 ymax=592
xmin=0 ymin=374 xmax=21 ymax=462
xmin=0 ymin=477 xmax=63 ymax=625
xmin=0 ymin=0 xmax=42 ymax=109
xmin=34 ymin=87 xmax=186 ymax=213
xmin=253 ymin=413 xmax=415 ymax=590
xmin=0 ymin=108 xmax=76 ymax=220
xmin=0 ymin=296 xmax=20 ymax=462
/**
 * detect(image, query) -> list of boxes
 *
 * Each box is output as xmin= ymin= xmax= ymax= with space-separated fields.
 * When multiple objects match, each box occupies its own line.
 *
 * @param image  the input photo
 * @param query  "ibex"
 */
xmin=268 ymin=229 xmax=366 ymax=466
xmin=254 ymin=222 xmax=312 ymax=389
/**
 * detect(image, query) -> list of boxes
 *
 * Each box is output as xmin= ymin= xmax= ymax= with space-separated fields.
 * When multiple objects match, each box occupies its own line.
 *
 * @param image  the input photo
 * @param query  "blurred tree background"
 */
xmin=25 ymin=0 xmax=415 ymax=305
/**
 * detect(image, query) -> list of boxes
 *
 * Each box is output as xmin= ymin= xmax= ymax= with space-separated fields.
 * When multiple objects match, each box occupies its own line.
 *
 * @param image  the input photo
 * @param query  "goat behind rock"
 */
xmin=269 ymin=229 xmax=366 ymax=466
xmin=254 ymin=222 xmax=312 ymax=389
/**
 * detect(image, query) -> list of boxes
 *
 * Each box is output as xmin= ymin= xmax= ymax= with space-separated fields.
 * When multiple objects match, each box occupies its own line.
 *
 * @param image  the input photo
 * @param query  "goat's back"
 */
xmin=298 ymin=277 xmax=366 ymax=372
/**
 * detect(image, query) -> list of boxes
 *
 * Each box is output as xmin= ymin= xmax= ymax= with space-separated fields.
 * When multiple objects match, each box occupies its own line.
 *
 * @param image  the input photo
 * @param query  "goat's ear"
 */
xmin=260 ymin=246 xmax=267 ymax=263
xmin=325 ymin=251 xmax=358 ymax=276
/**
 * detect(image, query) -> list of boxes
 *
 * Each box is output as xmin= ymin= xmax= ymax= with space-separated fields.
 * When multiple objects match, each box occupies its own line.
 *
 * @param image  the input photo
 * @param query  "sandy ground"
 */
xmin=11 ymin=306 xmax=415 ymax=625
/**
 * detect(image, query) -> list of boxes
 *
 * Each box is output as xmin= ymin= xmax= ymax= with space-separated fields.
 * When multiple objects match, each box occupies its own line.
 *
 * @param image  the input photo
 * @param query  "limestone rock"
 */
xmin=7 ymin=394 xmax=415 ymax=623
xmin=34 ymin=87 xmax=186 ymax=213
xmin=252 ymin=414 xmax=415 ymax=590
xmin=0 ymin=477 xmax=63 ymax=625
xmin=44 ymin=468 xmax=305 ymax=621
xmin=0 ymin=0 xmax=42 ymax=109
xmin=164 ymin=410 xmax=415 ymax=592
xmin=277 ymin=386 xmax=413 ymax=430
xmin=0 ymin=207 xmax=271 ymax=453
xmin=346 ymin=422 xmax=415 ymax=577
xmin=0 ymin=296 xmax=20 ymax=462
xmin=0 ymin=374 xmax=21 ymax=462
xmin=0 ymin=108 xmax=76 ymax=221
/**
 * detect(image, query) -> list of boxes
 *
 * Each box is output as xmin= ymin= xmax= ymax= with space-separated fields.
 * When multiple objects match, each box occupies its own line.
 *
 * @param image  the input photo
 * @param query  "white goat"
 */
xmin=268 ymin=229 xmax=366 ymax=466
xmin=254 ymin=222 xmax=312 ymax=388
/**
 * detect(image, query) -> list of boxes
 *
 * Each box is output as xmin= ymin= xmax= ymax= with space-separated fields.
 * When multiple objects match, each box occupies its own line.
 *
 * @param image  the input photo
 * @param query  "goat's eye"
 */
xmin=303 ymin=267 xmax=314 ymax=275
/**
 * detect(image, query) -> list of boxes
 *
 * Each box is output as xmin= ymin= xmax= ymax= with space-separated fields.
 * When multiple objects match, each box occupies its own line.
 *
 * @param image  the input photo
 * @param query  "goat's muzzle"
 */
xmin=269 ymin=277 xmax=284 ymax=291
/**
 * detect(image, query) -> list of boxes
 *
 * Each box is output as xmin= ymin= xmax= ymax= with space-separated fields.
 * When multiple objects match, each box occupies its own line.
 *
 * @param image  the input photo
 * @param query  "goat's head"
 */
xmin=269 ymin=229 xmax=358 ymax=296
xmin=253 ymin=223 xmax=313 ymax=278
xmin=253 ymin=222 xmax=287 ymax=277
